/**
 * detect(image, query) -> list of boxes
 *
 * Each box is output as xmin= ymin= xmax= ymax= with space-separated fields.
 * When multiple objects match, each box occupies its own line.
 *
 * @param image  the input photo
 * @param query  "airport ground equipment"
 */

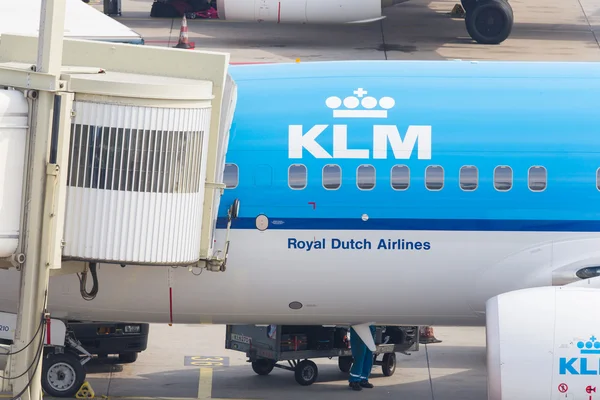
xmin=103 ymin=0 xmax=121 ymax=16
xmin=66 ymin=321 xmax=149 ymax=364
xmin=225 ymin=324 xmax=419 ymax=386
xmin=0 ymin=311 xmax=93 ymax=397
xmin=0 ymin=7 xmax=234 ymax=397
xmin=1 ymin=312 xmax=148 ymax=396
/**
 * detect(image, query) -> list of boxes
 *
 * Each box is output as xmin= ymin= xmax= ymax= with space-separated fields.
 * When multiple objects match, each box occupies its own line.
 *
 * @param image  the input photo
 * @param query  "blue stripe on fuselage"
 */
xmin=217 ymin=60 xmax=600 ymax=231
xmin=215 ymin=217 xmax=600 ymax=232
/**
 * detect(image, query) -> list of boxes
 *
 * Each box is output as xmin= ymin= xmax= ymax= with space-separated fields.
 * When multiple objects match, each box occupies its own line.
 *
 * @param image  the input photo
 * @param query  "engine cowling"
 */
xmin=486 ymin=286 xmax=600 ymax=400
xmin=216 ymin=0 xmax=383 ymax=24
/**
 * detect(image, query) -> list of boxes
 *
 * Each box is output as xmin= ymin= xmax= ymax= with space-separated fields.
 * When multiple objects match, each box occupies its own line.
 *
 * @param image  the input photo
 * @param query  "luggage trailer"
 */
xmin=225 ymin=324 xmax=420 ymax=386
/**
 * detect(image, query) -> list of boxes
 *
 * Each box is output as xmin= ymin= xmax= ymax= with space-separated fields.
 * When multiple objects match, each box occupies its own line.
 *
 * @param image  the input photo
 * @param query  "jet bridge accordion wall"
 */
xmin=62 ymin=100 xmax=211 ymax=265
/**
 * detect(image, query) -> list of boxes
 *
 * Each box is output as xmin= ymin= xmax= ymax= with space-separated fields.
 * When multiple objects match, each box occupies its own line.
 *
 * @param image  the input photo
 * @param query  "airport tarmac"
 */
xmin=95 ymin=0 xmax=600 ymax=62
xmin=16 ymin=325 xmax=487 ymax=400
xmin=1 ymin=0 xmax=599 ymax=398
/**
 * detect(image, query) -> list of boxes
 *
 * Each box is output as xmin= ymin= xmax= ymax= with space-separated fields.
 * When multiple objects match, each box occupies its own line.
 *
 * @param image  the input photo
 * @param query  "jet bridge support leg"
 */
xmin=7 ymin=1 xmax=72 ymax=400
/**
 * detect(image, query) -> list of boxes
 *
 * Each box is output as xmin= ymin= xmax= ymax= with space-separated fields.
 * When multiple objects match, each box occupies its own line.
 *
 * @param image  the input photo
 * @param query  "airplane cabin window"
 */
xmin=425 ymin=166 xmax=444 ymax=190
xmin=289 ymin=164 xmax=307 ymax=189
xmin=357 ymin=165 xmax=375 ymax=190
xmin=494 ymin=166 xmax=512 ymax=191
xmin=528 ymin=166 xmax=547 ymax=191
xmin=223 ymin=163 xmax=238 ymax=189
xmin=323 ymin=164 xmax=341 ymax=190
xmin=597 ymin=168 xmax=600 ymax=190
xmin=391 ymin=165 xmax=409 ymax=190
xmin=459 ymin=166 xmax=478 ymax=191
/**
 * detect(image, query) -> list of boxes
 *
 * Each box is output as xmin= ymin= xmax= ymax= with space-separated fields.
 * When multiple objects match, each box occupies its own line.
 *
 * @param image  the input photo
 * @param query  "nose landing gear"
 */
xmin=462 ymin=0 xmax=514 ymax=45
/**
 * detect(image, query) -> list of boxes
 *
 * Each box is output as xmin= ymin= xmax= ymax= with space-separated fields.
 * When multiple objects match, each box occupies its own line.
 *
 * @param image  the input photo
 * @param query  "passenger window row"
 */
xmin=223 ymin=163 xmax=549 ymax=192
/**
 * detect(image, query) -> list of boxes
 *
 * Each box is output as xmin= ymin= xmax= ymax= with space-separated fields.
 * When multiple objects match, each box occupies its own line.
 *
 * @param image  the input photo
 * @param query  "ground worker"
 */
xmin=348 ymin=325 xmax=376 ymax=391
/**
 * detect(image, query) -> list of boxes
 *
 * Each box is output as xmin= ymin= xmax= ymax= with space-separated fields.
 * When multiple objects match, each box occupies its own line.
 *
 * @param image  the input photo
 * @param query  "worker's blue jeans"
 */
xmin=348 ymin=327 xmax=374 ymax=383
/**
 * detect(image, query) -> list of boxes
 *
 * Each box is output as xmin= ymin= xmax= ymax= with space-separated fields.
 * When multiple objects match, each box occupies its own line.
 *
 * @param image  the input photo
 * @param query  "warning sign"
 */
xmin=558 ymin=383 xmax=568 ymax=393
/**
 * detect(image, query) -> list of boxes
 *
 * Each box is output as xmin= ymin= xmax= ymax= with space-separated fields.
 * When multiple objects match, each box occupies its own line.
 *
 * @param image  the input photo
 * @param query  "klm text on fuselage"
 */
xmin=288 ymin=125 xmax=432 ymax=159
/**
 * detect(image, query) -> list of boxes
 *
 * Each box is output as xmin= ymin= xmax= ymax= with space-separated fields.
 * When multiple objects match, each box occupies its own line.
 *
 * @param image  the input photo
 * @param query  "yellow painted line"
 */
xmin=198 ymin=367 xmax=213 ymax=399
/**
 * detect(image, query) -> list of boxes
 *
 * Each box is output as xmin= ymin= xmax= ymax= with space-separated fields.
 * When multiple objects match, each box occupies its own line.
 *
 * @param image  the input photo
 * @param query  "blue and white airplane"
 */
xmin=1 ymin=59 xmax=600 ymax=398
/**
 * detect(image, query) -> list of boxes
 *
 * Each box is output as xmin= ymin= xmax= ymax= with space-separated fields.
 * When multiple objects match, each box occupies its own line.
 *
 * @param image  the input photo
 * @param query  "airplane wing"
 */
xmin=0 ymin=0 xmax=143 ymax=44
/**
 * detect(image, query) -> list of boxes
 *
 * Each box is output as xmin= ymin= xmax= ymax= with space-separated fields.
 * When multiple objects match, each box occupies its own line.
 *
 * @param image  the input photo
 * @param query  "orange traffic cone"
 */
xmin=419 ymin=326 xmax=442 ymax=344
xmin=174 ymin=15 xmax=195 ymax=49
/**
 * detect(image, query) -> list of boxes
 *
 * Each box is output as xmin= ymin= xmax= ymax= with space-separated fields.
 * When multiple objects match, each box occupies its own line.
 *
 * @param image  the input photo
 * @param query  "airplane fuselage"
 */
xmin=2 ymin=60 xmax=600 ymax=327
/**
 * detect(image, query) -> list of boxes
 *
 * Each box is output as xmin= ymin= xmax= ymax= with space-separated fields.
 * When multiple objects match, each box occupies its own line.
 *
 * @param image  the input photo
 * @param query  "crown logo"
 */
xmin=577 ymin=336 xmax=600 ymax=355
xmin=325 ymin=88 xmax=395 ymax=119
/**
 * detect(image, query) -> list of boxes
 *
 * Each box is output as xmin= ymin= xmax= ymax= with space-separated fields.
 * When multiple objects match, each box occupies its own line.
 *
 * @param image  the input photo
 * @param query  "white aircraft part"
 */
xmin=0 ymin=0 xmax=142 ymax=43
xmin=564 ymin=275 xmax=600 ymax=288
xmin=351 ymin=323 xmax=377 ymax=352
xmin=63 ymin=100 xmax=212 ymax=265
xmin=468 ymin=236 xmax=600 ymax=314
xmin=0 ymin=90 xmax=28 ymax=259
xmin=2 ymin=230 xmax=600 ymax=326
xmin=486 ymin=286 xmax=600 ymax=400
xmin=216 ymin=0 xmax=382 ymax=24
xmin=0 ymin=230 xmax=583 ymax=325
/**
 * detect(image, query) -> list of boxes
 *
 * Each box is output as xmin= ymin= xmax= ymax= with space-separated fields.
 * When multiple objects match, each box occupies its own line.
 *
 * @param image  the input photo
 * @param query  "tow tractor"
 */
xmin=225 ymin=324 xmax=419 ymax=386
xmin=0 ymin=311 xmax=149 ymax=397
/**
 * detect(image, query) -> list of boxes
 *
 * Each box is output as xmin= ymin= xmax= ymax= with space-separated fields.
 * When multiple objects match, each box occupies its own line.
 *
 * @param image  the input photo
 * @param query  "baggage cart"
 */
xmin=225 ymin=324 xmax=419 ymax=386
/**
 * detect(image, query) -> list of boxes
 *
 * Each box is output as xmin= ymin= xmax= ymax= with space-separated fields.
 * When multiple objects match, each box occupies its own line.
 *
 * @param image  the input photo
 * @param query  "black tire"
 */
xmin=463 ymin=0 xmax=509 ymax=14
xmin=294 ymin=360 xmax=318 ymax=386
xmin=118 ymin=352 xmax=138 ymax=364
xmin=41 ymin=352 xmax=86 ymax=398
xmin=461 ymin=0 xmax=477 ymax=13
xmin=251 ymin=359 xmax=275 ymax=375
xmin=465 ymin=0 xmax=513 ymax=44
xmin=338 ymin=356 xmax=353 ymax=373
xmin=381 ymin=353 xmax=396 ymax=377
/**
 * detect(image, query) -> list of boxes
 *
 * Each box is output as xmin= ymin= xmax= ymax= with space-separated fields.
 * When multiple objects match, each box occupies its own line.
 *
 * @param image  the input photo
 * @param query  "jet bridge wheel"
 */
xmin=465 ymin=0 xmax=513 ymax=44
xmin=41 ymin=351 xmax=86 ymax=398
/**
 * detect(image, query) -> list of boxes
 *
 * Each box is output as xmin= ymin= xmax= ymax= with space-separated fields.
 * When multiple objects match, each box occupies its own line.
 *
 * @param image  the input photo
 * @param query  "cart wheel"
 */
xmin=251 ymin=359 xmax=275 ymax=375
xmin=338 ymin=356 xmax=353 ymax=373
xmin=381 ymin=353 xmax=396 ymax=377
xmin=294 ymin=360 xmax=318 ymax=386
xmin=41 ymin=352 xmax=86 ymax=398
xmin=118 ymin=352 xmax=138 ymax=364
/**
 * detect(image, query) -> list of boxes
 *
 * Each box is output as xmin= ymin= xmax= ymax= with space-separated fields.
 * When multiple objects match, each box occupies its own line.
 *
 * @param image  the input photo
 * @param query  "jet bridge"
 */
xmin=0 ymin=28 xmax=237 ymax=399
xmin=0 ymin=34 xmax=238 ymax=271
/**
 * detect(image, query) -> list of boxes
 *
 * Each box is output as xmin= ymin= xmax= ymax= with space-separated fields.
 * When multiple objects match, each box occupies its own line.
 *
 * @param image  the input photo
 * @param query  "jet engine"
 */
xmin=216 ymin=0 xmax=384 ymax=24
xmin=486 ymin=286 xmax=600 ymax=400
